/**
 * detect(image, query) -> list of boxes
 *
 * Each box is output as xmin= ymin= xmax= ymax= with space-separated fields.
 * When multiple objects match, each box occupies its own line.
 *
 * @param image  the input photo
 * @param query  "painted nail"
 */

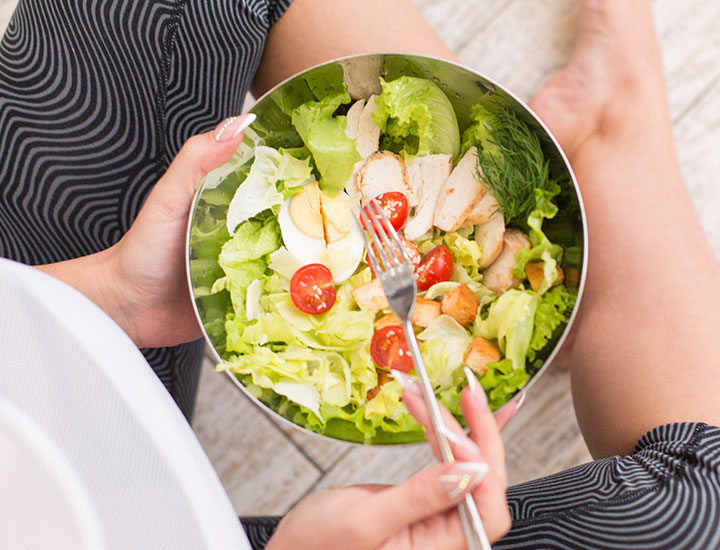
xmin=438 ymin=462 xmax=489 ymax=499
xmin=463 ymin=366 xmax=487 ymax=406
xmin=214 ymin=113 xmax=256 ymax=142
xmin=391 ymin=369 xmax=422 ymax=396
xmin=437 ymin=426 xmax=480 ymax=457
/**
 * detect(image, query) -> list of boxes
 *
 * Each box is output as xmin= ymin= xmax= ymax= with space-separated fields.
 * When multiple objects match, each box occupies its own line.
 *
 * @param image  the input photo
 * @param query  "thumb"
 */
xmin=360 ymin=461 xmax=489 ymax=544
xmin=154 ymin=113 xmax=256 ymax=208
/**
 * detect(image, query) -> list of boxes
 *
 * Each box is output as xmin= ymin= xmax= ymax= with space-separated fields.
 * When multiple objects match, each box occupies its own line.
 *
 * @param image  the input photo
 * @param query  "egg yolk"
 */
xmin=289 ymin=182 xmax=324 ymax=239
xmin=289 ymin=181 xmax=353 ymax=244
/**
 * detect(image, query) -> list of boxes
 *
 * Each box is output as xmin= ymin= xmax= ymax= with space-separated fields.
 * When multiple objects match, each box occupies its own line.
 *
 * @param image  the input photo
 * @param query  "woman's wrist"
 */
xmin=34 ymin=245 xmax=141 ymax=345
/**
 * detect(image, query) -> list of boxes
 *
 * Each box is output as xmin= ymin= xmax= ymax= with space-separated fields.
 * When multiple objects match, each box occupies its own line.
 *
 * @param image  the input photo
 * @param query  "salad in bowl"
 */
xmin=187 ymin=54 xmax=586 ymax=444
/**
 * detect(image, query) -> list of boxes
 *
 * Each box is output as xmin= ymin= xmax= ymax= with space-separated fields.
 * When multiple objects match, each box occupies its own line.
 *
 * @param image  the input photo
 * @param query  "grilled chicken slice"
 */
xmin=475 ymin=212 xmax=506 ymax=270
xmin=404 ymin=154 xmax=453 ymax=240
xmin=345 ymin=97 xmax=381 ymax=196
xmin=482 ymin=229 xmax=530 ymax=293
xmin=434 ymin=147 xmax=485 ymax=232
xmin=461 ymin=190 xmax=500 ymax=227
xmin=356 ymin=151 xmax=416 ymax=206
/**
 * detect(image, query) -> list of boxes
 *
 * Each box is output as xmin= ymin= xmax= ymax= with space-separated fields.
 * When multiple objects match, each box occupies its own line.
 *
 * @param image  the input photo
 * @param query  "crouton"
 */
xmin=440 ymin=284 xmax=478 ymax=327
xmin=463 ymin=337 xmax=501 ymax=376
xmin=482 ymin=229 xmax=531 ymax=293
xmin=411 ymin=298 xmax=442 ymax=327
xmin=351 ymin=279 xmax=388 ymax=313
xmin=525 ymin=262 xmax=565 ymax=292
xmin=374 ymin=312 xmax=401 ymax=331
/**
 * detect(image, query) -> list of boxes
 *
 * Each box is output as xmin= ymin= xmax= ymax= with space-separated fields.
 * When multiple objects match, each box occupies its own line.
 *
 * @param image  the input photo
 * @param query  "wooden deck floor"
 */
xmin=2 ymin=0 xmax=719 ymax=518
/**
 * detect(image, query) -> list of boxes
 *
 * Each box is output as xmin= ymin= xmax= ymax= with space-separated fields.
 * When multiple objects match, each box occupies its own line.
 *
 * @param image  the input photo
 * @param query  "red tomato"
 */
xmin=290 ymin=264 xmax=337 ymax=315
xmin=415 ymin=245 xmax=454 ymax=291
xmin=369 ymin=233 xmax=422 ymax=275
xmin=370 ymin=325 xmax=414 ymax=373
xmin=362 ymin=192 xmax=409 ymax=233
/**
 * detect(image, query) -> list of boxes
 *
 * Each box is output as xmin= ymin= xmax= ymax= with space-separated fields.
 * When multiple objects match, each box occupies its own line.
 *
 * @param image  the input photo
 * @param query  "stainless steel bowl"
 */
xmin=186 ymin=53 xmax=588 ymax=445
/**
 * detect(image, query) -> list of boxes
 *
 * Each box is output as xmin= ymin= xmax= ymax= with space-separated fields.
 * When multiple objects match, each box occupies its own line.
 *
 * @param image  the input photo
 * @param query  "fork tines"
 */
xmin=356 ymin=199 xmax=411 ymax=275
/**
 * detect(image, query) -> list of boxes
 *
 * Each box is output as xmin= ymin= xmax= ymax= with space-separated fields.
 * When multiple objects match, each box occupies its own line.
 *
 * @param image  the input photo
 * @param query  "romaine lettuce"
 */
xmin=475 ymin=289 xmax=540 ymax=372
xmin=373 ymin=76 xmax=460 ymax=158
xmin=528 ymin=285 xmax=577 ymax=364
xmin=292 ymin=91 xmax=361 ymax=196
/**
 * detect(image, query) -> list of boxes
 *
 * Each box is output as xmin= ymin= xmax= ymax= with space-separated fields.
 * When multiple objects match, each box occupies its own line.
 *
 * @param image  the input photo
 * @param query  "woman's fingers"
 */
xmin=461 ymin=367 xmax=510 ymax=486
xmin=152 ymin=113 xmax=255 ymax=214
xmin=393 ymin=370 xmax=484 ymax=463
xmin=358 ymin=461 xmax=489 ymax=547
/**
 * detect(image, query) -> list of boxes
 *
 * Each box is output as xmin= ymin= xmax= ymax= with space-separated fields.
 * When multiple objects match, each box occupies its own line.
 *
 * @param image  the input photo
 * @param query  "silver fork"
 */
xmin=355 ymin=199 xmax=491 ymax=550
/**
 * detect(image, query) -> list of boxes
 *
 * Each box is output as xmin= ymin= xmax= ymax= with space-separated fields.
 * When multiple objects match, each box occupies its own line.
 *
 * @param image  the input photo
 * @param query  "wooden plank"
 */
xmin=192 ymin=357 xmax=322 ymax=515
xmin=500 ymin=365 xmax=591 ymax=486
xmin=271 ymin=417 xmax=352 ymax=472
xmin=672 ymin=76 xmax=720 ymax=258
xmin=413 ymin=0 xmax=515 ymax=53
xmin=0 ymin=0 xmax=15 ymax=35
xmin=307 ymin=438 xmax=436 ymax=496
xmin=653 ymin=0 xmax=720 ymax=122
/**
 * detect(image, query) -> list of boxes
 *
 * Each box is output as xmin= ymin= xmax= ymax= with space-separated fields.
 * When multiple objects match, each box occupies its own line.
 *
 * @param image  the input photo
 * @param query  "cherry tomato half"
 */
xmin=369 ymin=233 xmax=422 ymax=275
xmin=370 ymin=325 xmax=414 ymax=373
xmin=290 ymin=264 xmax=337 ymax=315
xmin=362 ymin=192 xmax=410 ymax=233
xmin=415 ymin=245 xmax=454 ymax=291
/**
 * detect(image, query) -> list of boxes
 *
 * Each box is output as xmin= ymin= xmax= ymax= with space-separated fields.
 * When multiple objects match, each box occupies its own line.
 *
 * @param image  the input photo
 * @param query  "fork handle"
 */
xmin=402 ymin=320 xmax=492 ymax=550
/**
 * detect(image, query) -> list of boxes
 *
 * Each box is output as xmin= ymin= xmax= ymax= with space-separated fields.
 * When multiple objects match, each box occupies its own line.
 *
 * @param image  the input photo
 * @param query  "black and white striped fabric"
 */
xmin=0 ymin=0 xmax=292 ymax=420
xmin=497 ymin=422 xmax=720 ymax=549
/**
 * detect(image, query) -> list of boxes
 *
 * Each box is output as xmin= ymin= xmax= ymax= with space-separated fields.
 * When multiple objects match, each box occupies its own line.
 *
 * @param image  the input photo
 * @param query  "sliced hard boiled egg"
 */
xmin=277 ymin=185 xmax=328 ymax=267
xmin=278 ymin=181 xmax=364 ymax=283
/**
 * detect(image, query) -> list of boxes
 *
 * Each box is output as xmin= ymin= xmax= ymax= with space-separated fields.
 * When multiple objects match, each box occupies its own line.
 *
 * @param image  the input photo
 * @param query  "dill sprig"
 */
xmin=475 ymin=107 xmax=551 ymax=224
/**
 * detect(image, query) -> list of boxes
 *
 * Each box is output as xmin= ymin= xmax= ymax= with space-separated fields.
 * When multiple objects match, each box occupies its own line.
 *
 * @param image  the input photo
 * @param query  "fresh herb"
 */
xmin=462 ymin=101 xmax=551 ymax=224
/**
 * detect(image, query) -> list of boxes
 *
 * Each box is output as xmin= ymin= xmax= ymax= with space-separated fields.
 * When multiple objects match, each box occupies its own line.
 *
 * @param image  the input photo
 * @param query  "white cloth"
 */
xmin=0 ymin=259 xmax=250 ymax=550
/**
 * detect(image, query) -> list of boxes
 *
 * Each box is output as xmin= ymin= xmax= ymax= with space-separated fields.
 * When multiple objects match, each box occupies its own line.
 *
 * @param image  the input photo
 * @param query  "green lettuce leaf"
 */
xmin=528 ymin=285 xmax=577 ymax=364
xmin=443 ymin=232 xmax=482 ymax=272
xmin=217 ymin=215 xmax=282 ymax=353
xmin=513 ymin=182 xmax=564 ymax=294
xmin=291 ymin=91 xmax=361 ymax=196
xmin=373 ymin=76 xmax=460 ymax=158
xmin=475 ymin=289 xmax=540 ymax=372
xmin=480 ymin=358 xmax=529 ymax=410
xmin=417 ymin=315 xmax=472 ymax=390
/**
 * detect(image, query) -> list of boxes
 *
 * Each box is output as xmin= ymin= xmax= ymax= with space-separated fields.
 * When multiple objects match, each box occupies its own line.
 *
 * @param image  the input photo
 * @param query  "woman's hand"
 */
xmin=36 ymin=114 xmax=255 ymax=348
xmin=267 ymin=369 xmax=517 ymax=550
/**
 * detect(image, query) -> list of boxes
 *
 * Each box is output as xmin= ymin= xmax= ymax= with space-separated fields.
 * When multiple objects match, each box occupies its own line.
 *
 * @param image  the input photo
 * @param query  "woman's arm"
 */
xmin=35 ymin=115 xmax=255 ymax=349
xmin=251 ymin=0 xmax=457 ymax=97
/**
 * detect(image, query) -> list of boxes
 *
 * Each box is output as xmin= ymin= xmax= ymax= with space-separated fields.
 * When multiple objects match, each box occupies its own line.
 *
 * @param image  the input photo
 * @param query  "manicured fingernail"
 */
xmin=463 ymin=366 xmax=487 ymax=406
xmin=439 ymin=462 xmax=489 ymax=499
xmin=391 ymin=370 xmax=422 ymax=396
xmin=437 ymin=427 xmax=481 ymax=457
xmin=214 ymin=113 xmax=256 ymax=142
xmin=515 ymin=390 xmax=526 ymax=411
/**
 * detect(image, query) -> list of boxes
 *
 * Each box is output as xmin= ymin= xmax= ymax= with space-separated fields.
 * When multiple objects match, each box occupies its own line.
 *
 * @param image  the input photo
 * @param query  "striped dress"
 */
xmin=0 ymin=0 xmax=292 ymax=420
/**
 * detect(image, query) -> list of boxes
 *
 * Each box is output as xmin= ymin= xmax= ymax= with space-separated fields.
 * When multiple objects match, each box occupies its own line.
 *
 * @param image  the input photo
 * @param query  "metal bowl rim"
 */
xmin=185 ymin=51 xmax=589 ymax=447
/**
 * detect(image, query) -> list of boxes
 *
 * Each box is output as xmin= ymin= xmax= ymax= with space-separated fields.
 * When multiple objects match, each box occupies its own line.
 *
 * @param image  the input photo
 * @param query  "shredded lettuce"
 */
xmin=373 ymin=76 xmax=460 ymax=158
xmin=417 ymin=315 xmax=471 ymax=390
xmin=528 ymin=285 xmax=577 ymax=364
xmin=291 ymin=91 xmax=361 ymax=196
xmin=513 ymin=183 xmax=565 ymax=294
xmin=475 ymin=289 xmax=540 ymax=372
xmin=480 ymin=358 xmax=529 ymax=410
